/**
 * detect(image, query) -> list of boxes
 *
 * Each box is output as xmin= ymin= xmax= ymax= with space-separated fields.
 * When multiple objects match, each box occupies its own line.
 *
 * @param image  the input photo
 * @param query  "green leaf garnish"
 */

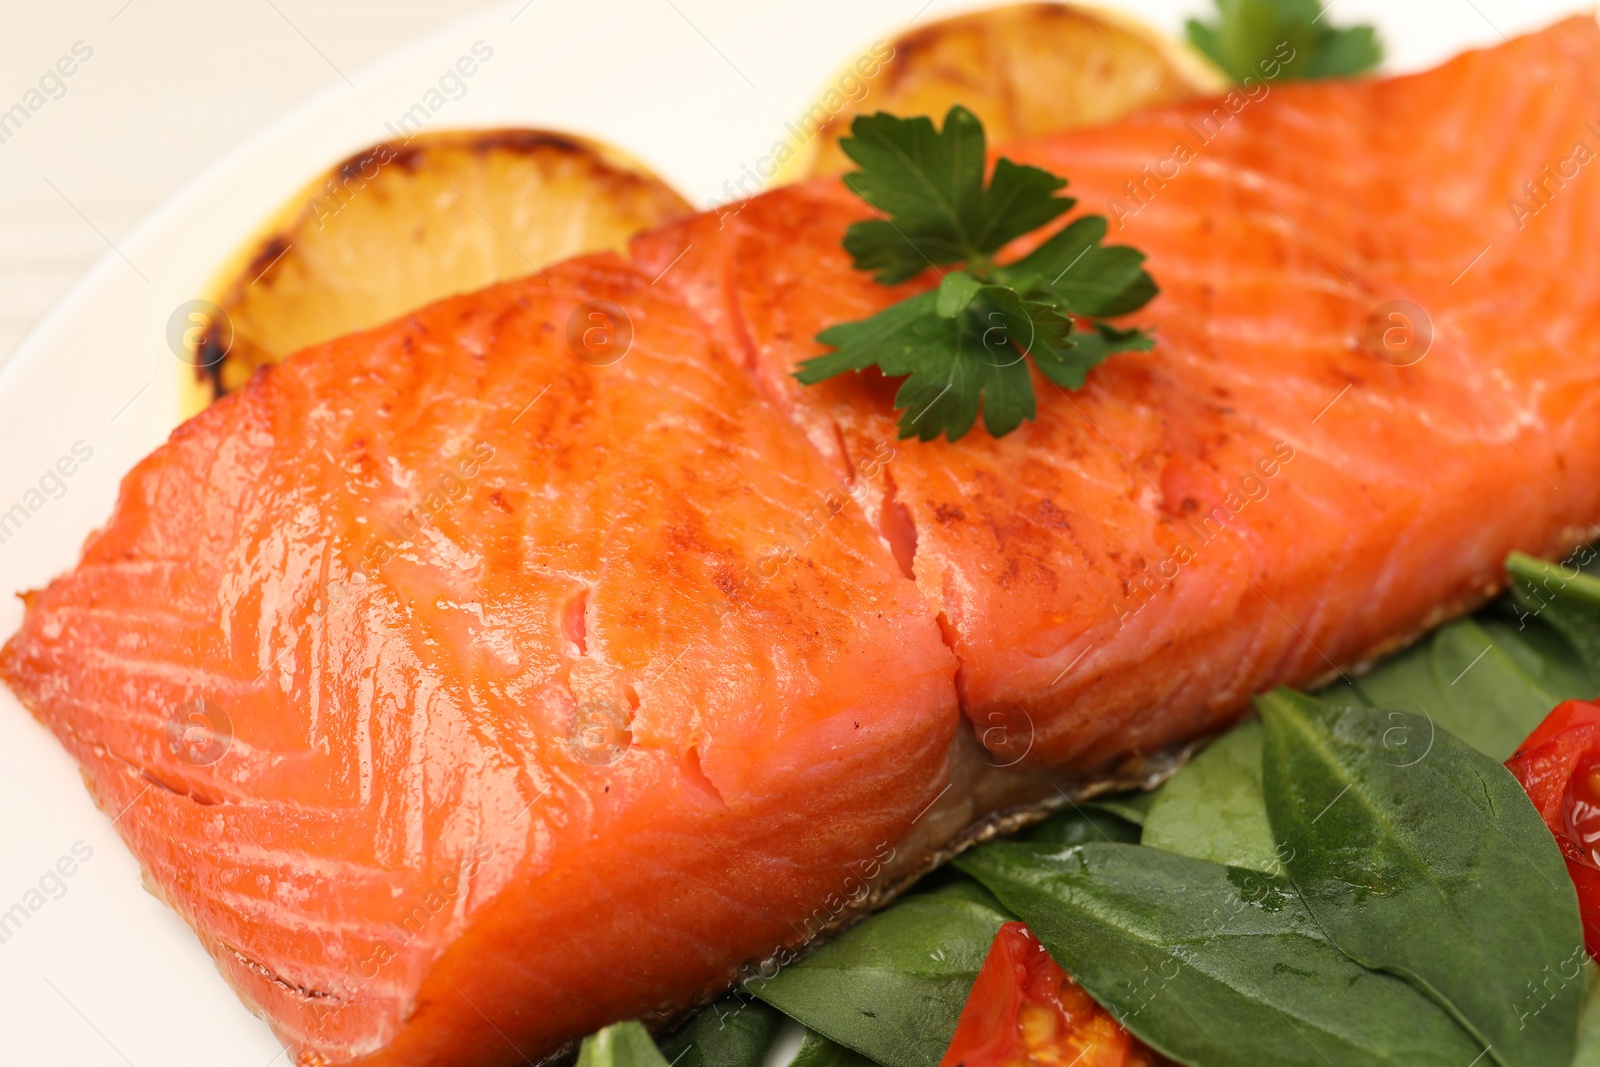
xmin=1187 ymin=0 xmax=1382 ymax=84
xmin=1022 ymin=804 xmax=1141 ymax=846
xmin=1259 ymin=690 xmax=1584 ymax=1067
xmin=657 ymin=997 xmax=782 ymax=1067
xmin=791 ymin=1029 xmax=880 ymax=1067
xmin=1079 ymin=788 xmax=1158 ymax=826
xmin=1141 ymin=718 xmax=1284 ymax=875
xmin=1353 ymin=613 xmax=1590 ymax=761
xmin=1577 ymin=980 xmax=1600 ymax=1063
xmin=797 ymin=106 xmax=1157 ymax=443
xmin=955 ymin=842 xmax=1487 ymax=1066
xmin=577 ymin=1022 xmax=673 ymax=1067
xmin=747 ymin=880 xmax=1011 ymax=1067
xmin=1507 ymin=551 xmax=1600 ymax=676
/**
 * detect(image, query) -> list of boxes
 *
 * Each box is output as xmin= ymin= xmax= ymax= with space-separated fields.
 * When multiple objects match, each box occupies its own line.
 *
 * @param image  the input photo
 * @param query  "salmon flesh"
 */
xmin=7 ymin=18 xmax=1600 ymax=1067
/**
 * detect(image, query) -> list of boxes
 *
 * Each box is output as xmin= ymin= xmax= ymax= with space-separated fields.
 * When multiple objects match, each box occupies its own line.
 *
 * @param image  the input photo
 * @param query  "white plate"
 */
xmin=0 ymin=0 xmax=1587 ymax=1062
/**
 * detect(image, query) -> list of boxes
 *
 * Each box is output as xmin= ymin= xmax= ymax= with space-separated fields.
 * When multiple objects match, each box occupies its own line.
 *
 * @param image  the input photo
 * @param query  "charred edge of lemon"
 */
xmin=180 ymin=128 xmax=690 ymax=419
xmin=779 ymin=1 xmax=1230 ymax=182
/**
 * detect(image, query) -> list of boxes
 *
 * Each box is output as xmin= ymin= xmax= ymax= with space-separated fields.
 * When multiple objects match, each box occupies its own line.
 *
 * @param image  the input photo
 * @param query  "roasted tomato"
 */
xmin=1505 ymin=698 xmax=1600 ymax=957
xmin=939 ymin=921 xmax=1169 ymax=1067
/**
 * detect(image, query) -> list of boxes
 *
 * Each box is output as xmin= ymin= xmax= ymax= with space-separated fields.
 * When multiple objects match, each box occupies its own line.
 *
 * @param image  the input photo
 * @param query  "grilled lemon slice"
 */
xmin=187 ymin=129 xmax=691 ymax=411
xmin=797 ymin=2 xmax=1227 ymax=178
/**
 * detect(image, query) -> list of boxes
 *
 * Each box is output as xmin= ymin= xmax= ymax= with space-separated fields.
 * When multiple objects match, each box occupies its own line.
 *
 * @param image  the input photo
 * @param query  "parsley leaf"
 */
xmin=797 ymin=107 xmax=1157 ymax=442
xmin=1187 ymin=0 xmax=1382 ymax=84
xmin=1005 ymin=216 xmax=1158 ymax=317
xmin=801 ymin=286 xmax=1037 ymax=441
xmin=838 ymin=107 xmax=1075 ymax=284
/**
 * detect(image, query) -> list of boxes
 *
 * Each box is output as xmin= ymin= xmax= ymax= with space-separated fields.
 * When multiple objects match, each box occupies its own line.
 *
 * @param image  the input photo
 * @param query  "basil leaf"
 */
xmin=1429 ymin=618 xmax=1567 ymax=759
xmin=1142 ymin=719 xmax=1283 ymax=875
xmin=1509 ymin=553 xmax=1600 ymax=684
xmin=748 ymin=881 xmax=1011 ymax=1067
xmin=792 ymin=1028 xmax=881 ymax=1067
xmin=954 ymin=842 xmax=1485 ymax=1066
xmin=1083 ymin=789 xmax=1157 ymax=826
xmin=1317 ymin=675 xmax=1375 ymax=705
xmin=659 ymin=998 xmax=782 ymax=1067
xmin=1578 ymin=978 xmax=1600 ymax=1067
xmin=1353 ymin=640 xmax=1441 ymax=714
xmin=579 ymin=1022 xmax=673 ymax=1067
xmin=1354 ymin=617 xmax=1573 ymax=760
xmin=1023 ymin=805 xmax=1141 ymax=846
xmin=1479 ymin=617 xmax=1595 ymax=702
xmin=1259 ymin=689 xmax=1585 ymax=1067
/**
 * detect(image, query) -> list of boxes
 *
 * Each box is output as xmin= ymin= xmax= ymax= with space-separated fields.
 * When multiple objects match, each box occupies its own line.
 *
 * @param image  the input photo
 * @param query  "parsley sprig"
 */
xmin=796 ymin=106 xmax=1156 ymax=443
xmin=1187 ymin=0 xmax=1382 ymax=84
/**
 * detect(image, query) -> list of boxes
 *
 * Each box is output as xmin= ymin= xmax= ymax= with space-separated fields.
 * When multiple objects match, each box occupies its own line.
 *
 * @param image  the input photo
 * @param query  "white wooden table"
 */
xmin=0 ymin=0 xmax=494 ymax=366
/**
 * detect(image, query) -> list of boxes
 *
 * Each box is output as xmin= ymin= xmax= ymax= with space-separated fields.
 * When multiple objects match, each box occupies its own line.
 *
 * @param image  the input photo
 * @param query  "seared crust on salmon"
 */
xmin=8 ymin=16 xmax=1600 ymax=1067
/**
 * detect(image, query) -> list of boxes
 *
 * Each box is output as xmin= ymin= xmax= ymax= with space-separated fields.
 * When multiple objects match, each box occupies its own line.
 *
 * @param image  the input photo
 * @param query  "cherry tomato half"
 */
xmin=1505 ymin=699 xmax=1600 ymax=958
xmin=939 ymin=921 xmax=1169 ymax=1067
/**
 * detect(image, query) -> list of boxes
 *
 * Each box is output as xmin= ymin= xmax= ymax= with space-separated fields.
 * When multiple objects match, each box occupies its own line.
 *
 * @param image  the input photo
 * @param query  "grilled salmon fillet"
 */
xmin=0 ymin=261 xmax=960 ymax=1065
xmin=634 ymin=15 xmax=1600 ymax=770
xmin=8 ymin=16 xmax=1600 ymax=1067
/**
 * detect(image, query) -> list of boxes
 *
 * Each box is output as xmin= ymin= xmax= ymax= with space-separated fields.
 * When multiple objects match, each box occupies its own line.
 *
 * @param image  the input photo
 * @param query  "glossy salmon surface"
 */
xmin=1 ymin=258 xmax=958 ymax=1065
xmin=8 ymin=17 xmax=1600 ymax=1067
xmin=634 ymin=16 xmax=1600 ymax=770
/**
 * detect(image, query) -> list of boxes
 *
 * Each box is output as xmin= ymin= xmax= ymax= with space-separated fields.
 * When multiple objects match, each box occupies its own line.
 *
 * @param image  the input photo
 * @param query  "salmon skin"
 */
xmin=7 ymin=17 xmax=1600 ymax=1067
